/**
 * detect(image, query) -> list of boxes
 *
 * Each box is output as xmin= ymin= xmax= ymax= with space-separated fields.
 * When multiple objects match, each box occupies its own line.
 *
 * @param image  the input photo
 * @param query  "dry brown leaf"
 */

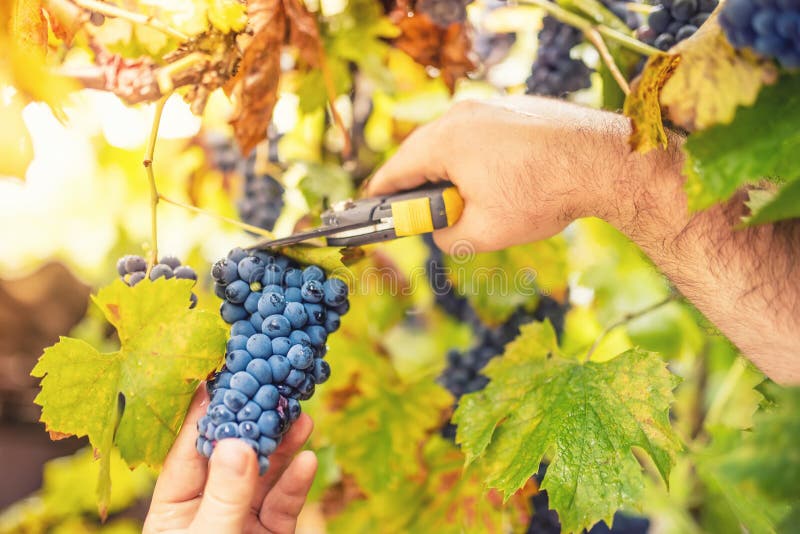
xmin=623 ymin=53 xmax=681 ymax=153
xmin=230 ymin=0 xmax=286 ymax=154
xmin=660 ymin=15 xmax=778 ymax=131
xmin=283 ymin=0 xmax=321 ymax=67
xmin=392 ymin=11 xmax=474 ymax=92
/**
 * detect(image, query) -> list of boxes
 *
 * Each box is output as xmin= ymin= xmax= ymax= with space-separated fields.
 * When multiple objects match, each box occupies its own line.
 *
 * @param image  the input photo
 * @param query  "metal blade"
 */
xmin=246 ymin=221 xmax=374 ymax=250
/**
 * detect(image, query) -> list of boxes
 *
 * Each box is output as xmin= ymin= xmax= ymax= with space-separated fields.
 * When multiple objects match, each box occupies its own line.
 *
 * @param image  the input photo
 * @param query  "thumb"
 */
xmin=191 ymin=439 xmax=258 ymax=534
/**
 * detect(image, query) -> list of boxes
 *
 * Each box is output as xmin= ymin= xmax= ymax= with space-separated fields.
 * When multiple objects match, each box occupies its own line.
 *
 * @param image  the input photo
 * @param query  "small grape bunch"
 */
xmin=636 ymin=0 xmax=719 ymax=51
xmin=719 ymin=0 xmax=800 ymax=69
xmin=115 ymin=254 xmax=199 ymax=307
xmin=196 ymin=247 xmax=349 ymax=474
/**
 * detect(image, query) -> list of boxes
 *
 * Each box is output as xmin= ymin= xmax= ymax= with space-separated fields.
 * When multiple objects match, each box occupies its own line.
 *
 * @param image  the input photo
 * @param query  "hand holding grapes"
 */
xmin=143 ymin=387 xmax=317 ymax=534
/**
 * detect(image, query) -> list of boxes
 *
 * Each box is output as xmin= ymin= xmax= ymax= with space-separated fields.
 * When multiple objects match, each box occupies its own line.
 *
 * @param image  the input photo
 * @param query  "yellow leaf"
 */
xmin=6 ymin=0 xmax=47 ymax=59
xmin=0 ymin=91 xmax=33 ymax=180
xmin=660 ymin=15 xmax=778 ymax=131
xmin=206 ymin=0 xmax=247 ymax=33
xmin=623 ymin=53 xmax=680 ymax=153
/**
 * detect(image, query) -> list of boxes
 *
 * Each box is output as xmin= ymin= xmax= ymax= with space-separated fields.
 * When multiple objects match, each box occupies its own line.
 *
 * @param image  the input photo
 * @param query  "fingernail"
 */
xmin=213 ymin=439 xmax=250 ymax=476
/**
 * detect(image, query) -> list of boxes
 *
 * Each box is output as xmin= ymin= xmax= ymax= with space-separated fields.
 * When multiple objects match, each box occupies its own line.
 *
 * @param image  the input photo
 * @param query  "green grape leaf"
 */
xmin=683 ymin=74 xmax=800 ymax=210
xmin=31 ymin=279 xmax=226 ymax=516
xmin=454 ymin=321 xmax=681 ymax=533
xmin=206 ymin=0 xmax=247 ymax=33
xmin=744 ymin=180 xmax=800 ymax=225
xmin=444 ymin=238 xmax=568 ymax=326
xmin=321 ymin=379 xmax=453 ymax=494
xmin=326 ymin=481 xmax=426 ymax=534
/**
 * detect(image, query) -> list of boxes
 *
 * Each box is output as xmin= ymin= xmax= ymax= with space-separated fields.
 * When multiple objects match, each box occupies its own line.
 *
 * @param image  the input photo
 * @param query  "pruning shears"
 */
xmin=248 ymin=183 xmax=464 ymax=249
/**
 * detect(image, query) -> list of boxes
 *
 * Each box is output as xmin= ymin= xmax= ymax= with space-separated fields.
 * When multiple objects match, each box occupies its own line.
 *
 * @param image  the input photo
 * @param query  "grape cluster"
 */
xmin=603 ymin=0 xmax=642 ymax=29
xmin=237 ymin=159 xmax=285 ymax=233
xmin=636 ymin=0 xmax=718 ymax=51
xmin=196 ymin=247 xmax=349 ymax=474
xmin=526 ymin=16 xmax=593 ymax=97
xmin=115 ymin=254 xmax=198 ymax=307
xmin=416 ymin=0 xmax=472 ymax=27
xmin=204 ymin=132 xmax=241 ymax=174
xmin=439 ymin=298 xmax=568 ymax=440
xmin=719 ymin=0 xmax=800 ymax=68
xmin=423 ymin=234 xmax=476 ymax=324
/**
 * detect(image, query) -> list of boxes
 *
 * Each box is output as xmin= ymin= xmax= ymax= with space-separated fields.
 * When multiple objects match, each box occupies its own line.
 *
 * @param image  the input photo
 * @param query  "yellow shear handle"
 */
xmin=392 ymin=186 xmax=464 ymax=237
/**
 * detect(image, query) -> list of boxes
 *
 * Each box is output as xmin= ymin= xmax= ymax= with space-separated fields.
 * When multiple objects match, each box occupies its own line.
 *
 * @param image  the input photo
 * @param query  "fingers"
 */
xmin=259 ymin=450 xmax=318 ymax=533
xmin=252 ymin=413 xmax=314 ymax=507
xmin=191 ymin=439 xmax=259 ymax=534
xmin=150 ymin=386 xmax=211 ymax=505
xmin=364 ymin=122 xmax=448 ymax=196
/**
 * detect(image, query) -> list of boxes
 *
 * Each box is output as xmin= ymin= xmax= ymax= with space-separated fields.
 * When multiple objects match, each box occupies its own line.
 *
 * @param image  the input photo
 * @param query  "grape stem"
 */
xmin=157 ymin=194 xmax=276 ymax=239
xmin=585 ymin=28 xmax=630 ymax=95
xmin=71 ymin=0 xmax=190 ymax=41
xmin=143 ymin=94 xmax=171 ymax=268
xmin=517 ymin=0 xmax=661 ymax=56
xmin=585 ymin=294 xmax=677 ymax=360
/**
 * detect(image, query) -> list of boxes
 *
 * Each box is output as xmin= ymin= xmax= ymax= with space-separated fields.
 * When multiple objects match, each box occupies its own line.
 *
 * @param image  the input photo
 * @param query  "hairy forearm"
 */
xmin=594 ymin=131 xmax=800 ymax=384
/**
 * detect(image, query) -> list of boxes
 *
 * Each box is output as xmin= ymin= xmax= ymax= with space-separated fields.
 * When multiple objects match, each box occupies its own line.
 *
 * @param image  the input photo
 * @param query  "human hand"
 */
xmin=143 ymin=387 xmax=317 ymax=534
xmin=366 ymin=96 xmax=650 ymax=252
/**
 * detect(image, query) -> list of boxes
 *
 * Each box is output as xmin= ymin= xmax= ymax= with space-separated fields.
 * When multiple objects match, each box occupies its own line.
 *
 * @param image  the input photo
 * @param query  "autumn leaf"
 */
xmin=623 ymin=53 xmax=680 ymax=153
xmin=230 ymin=0 xmax=286 ymax=154
xmin=284 ymin=0 xmax=322 ymax=67
xmin=31 ymin=279 xmax=226 ymax=517
xmin=392 ymin=11 xmax=474 ymax=92
xmin=660 ymin=14 xmax=778 ymax=132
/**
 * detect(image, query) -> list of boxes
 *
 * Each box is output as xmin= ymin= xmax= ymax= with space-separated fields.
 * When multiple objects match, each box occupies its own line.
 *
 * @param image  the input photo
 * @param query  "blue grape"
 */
xmin=262 ymin=263 xmax=284 ymax=285
xmin=230 ymin=371 xmax=260 ymax=396
xmin=258 ymin=411 xmax=283 ymax=438
xmin=231 ymin=320 xmax=256 ymax=337
xmin=285 ymin=369 xmax=306 ymax=388
xmin=323 ymin=278 xmax=348 ymax=307
xmin=289 ymin=330 xmax=311 ymax=347
xmin=201 ymin=438 xmax=213 ymax=457
xmin=215 ymin=422 xmax=239 ymax=440
xmin=275 ymin=256 xmax=291 ymax=270
xmin=276 ymin=384 xmax=295 ymax=397
xmin=127 ymin=271 xmax=146 ymax=286
xmin=312 ymin=359 xmax=331 ymax=384
xmin=236 ymin=401 xmax=263 ymax=422
xmin=287 ymin=345 xmax=314 ymax=370
xmin=225 ymin=280 xmax=250 ymax=304
xmin=297 ymin=377 xmax=315 ymax=396
xmin=215 ymin=371 xmax=233 ymax=389
xmin=160 ymin=255 xmax=181 ymax=269
xmin=205 ymin=422 xmax=217 ymax=440
xmin=116 ymin=256 xmax=128 ymax=276
xmin=212 ymin=259 xmax=239 ymax=284
xmin=221 ymin=301 xmax=249 ymax=323
xmin=258 ymin=291 xmax=286 ymax=316
xmin=268 ymin=355 xmax=291 ymax=382
xmin=225 ymin=350 xmax=252 ymax=373
xmin=284 ymin=268 xmax=303 ymax=287
xmin=302 ymin=265 xmax=325 ymax=283
xmin=300 ymin=280 xmax=324 ymax=303
xmin=305 ymin=325 xmax=327 ymax=347
xmin=244 ymin=292 xmax=261 ymax=314
xmin=284 ymin=302 xmax=308 ymax=328
xmin=262 ymin=284 xmax=284 ymax=295
xmin=249 ymin=311 xmax=265 ymax=331
xmin=174 ymin=265 xmax=197 ymax=280
xmin=271 ymin=337 xmax=292 ymax=356
xmin=149 ymin=264 xmax=174 ymax=280
xmin=287 ymin=398 xmax=301 ymax=422
xmin=125 ymin=255 xmax=147 ymax=273
xmin=210 ymin=404 xmax=236 ymax=424
xmin=214 ymin=283 xmax=227 ymax=299
xmin=254 ymin=384 xmax=280 ymax=410
xmin=304 ymin=303 xmax=326 ymax=326
xmin=226 ymin=335 xmax=249 ymax=353
xmin=198 ymin=416 xmax=211 ymax=435
xmin=209 ymin=388 xmax=228 ymax=406
xmin=333 ymin=301 xmax=350 ymax=316
xmin=223 ymin=389 xmax=249 ymax=412
xmin=284 ymin=287 xmax=302 ymax=302
xmin=324 ymin=311 xmax=341 ymax=333
xmin=246 ymin=358 xmax=273 ymax=384
xmin=258 ymin=456 xmax=270 ymax=475
xmin=262 ymin=314 xmax=291 ymax=337
xmin=238 ymin=256 xmax=265 ymax=283
xmin=246 ymin=333 xmax=273 ymax=358
xmin=239 ymin=421 xmax=260 ymax=440
xmin=258 ymin=436 xmax=278 ymax=455
xmin=227 ymin=247 xmax=248 ymax=263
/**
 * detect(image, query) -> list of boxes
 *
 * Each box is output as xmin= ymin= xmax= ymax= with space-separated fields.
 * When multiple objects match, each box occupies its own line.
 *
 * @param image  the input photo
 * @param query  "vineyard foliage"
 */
xmin=0 ymin=0 xmax=798 ymax=532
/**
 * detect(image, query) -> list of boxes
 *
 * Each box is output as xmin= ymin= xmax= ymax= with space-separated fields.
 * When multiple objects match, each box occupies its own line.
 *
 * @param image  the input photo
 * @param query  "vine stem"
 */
xmin=585 ymin=294 xmax=677 ymax=360
xmin=72 ymin=0 xmax=189 ymax=41
xmin=143 ymin=94 xmax=170 ymax=268
xmin=584 ymin=28 xmax=630 ymax=95
xmin=518 ymin=0 xmax=660 ymax=56
xmin=157 ymin=194 xmax=276 ymax=239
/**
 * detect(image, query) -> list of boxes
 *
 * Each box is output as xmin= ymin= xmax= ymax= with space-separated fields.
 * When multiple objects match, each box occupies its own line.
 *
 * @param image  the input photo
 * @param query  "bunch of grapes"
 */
xmin=439 ymin=297 xmax=568 ymax=439
xmin=526 ymin=16 xmax=593 ymax=97
xmin=636 ymin=0 xmax=719 ymax=51
xmin=423 ymin=234 xmax=477 ymax=324
xmin=603 ymin=0 xmax=642 ymax=29
xmin=115 ymin=254 xmax=198 ymax=307
xmin=196 ymin=247 xmax=349 ymax=474
xmin=416 ymin=0 xmax=472 ymax=27
xmin=719 ymin=0 xmax=800 ymax=68
xmin=204 ymin=132 xmax=241 ymax=174
xmin=237 ymin=167 xmax=285 ymax=233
